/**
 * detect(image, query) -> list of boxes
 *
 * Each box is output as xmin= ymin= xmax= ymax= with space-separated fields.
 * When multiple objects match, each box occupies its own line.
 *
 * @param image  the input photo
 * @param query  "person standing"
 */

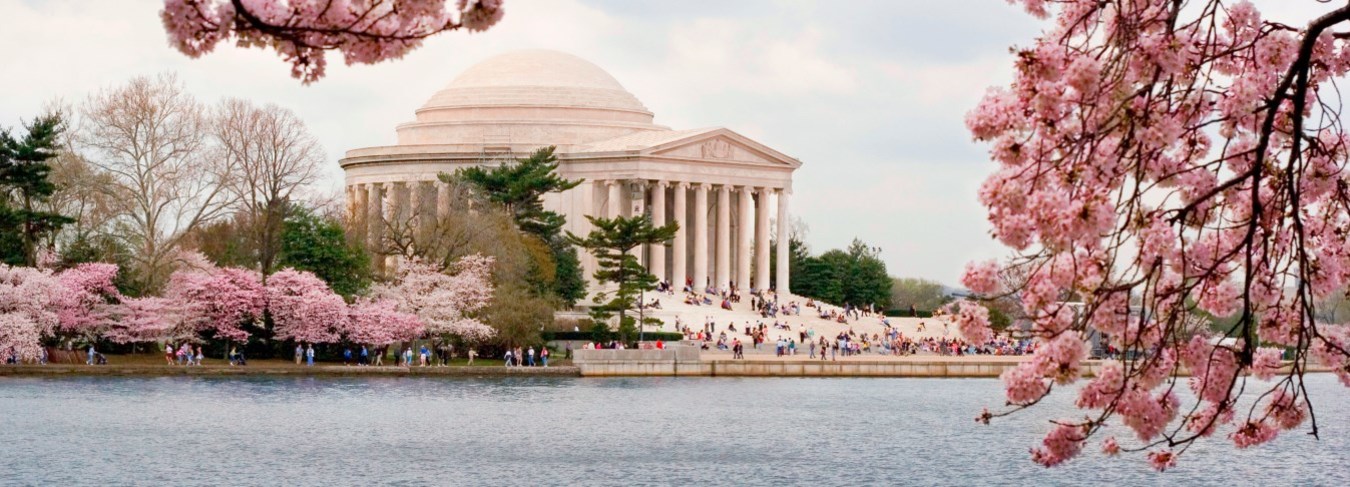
xmin=420 ymin=344 xmax=430 ymax=367
xmin=86 ymin=344 xmax=95 ymax=366
xmin=540 ymin=347 xmax=549 ymax=367
xmin=565 ymin=344 xmax=572 ymax=360
xmin=359 ymin=346 xmax=369 ymax=366
xmin=527 ymin=346 xmax=536 ymax=367
xmin=194 ymin=346 xmax=203 ymax=366
xmin=343 ymin=347 xmax=353 ymax=366
xmin=294 ymin=344 xmax=303 ymax=365
xmin=165 ymin=343 xmax=175 ymax=366
xmin=305 ymin=344 xmax=315 ymax=366
xmin=467 ymin=348 xmax=477 ymax=366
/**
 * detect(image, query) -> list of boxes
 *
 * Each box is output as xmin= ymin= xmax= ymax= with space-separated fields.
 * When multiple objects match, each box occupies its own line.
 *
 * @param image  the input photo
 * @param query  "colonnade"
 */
xmin=345 ymin=178 xmax=791 ymax=295
xmin=592 ymin=179 xmax=790 ymax=295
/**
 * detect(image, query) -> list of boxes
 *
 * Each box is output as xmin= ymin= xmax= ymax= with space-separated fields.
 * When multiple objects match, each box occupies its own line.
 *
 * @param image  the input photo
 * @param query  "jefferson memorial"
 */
xmin=341 ymin=49 xmax=800 ymax=294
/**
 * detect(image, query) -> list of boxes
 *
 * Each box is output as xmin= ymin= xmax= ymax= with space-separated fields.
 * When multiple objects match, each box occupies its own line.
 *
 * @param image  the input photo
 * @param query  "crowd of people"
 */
xmin=668 ymin=313 xmax=1036 ymax=360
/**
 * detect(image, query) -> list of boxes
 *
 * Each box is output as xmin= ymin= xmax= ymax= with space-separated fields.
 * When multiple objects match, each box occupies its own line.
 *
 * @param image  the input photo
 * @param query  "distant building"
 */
xmin=341 ymin=49 xmax=801 ymax=293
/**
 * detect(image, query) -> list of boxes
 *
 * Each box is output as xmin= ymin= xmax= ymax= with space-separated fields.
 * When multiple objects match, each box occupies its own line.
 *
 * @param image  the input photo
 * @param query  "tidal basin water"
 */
xmin=1 ymin=375 xmax=1346 ymax=486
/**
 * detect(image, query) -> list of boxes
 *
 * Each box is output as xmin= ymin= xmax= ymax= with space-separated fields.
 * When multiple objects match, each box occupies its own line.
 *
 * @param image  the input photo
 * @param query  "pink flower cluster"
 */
xmin=161 ymin=0 xmax=505 ymax=83
xmin=0 ymin=252 xmax=499 ymax=352
xmin=971 ymin=0 xmax=1350 ymax=468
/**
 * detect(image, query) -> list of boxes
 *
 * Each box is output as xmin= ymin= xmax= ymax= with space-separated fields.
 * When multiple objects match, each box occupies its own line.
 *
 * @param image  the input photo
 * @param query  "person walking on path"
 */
xmin=541 ymin=347 xmax=549 ymax=367
xmin=295 ymin=344 xmax=303 ymax=365
xmin=503 ymin=348 xmax=514 ymax=368
xmin=305 ymin=344 xmax=315 ymax=366
xmin=809 ymin=341 xmax=816 ymax=359
xmin=527 ymin=346 xmax=536 ymax=367
xmin=86 ymin=344 xmax=95 ymax=365
xmin=565 ymin=344 xmax=572 ymax=360
xmin=359 ymin=346 xmax=369 ymax=366
xmin=343 ymin=348 xmax=353 ymax=366
xmin=467 ymin=348 xmax=477 ymax=365
xmin=194 ymin=346 xmax=203 ymax=366
xmin=165 ymin=343 xmax=175 ymax=366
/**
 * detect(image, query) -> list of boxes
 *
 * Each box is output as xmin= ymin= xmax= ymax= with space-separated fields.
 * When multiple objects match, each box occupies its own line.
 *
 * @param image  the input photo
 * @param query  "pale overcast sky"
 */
xmin=0 ymin=0 xmax=1331 ymax=285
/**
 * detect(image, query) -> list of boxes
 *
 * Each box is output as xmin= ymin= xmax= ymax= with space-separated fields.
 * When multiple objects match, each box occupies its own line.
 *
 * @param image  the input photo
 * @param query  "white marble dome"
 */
xmin=396 ymin=49 xmax=663 ymax=148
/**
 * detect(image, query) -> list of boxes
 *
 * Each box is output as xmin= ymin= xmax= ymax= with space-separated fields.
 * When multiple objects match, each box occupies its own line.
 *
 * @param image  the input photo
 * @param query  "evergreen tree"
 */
xmin=451 ymin=146 xmax=586 ymax=304
xmin=566 ymin=215 xmax=678 ymax=343
xmin=277 ymin=205 xmax=371 ymax=298
xmin=0 ymin=114 xmax=74 ymax=265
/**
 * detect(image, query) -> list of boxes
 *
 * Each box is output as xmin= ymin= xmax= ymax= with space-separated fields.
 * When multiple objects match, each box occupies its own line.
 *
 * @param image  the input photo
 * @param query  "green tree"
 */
xmin=843 ymin=239 xmax=891 ymax=308
xmin=277 ymin=205 xmax=371 ymax=298
xmin=566 ymin=215 xmax=678 ymax=343
xmin=792 ymin=238 xmax=891 ymax=309
xmin=0 ymin=114 xmax=74 ymax=265
xmin=451 ymin=146 xmax=586 ymax=304
xmin=890 ymin=277 xmax=951 ymax=313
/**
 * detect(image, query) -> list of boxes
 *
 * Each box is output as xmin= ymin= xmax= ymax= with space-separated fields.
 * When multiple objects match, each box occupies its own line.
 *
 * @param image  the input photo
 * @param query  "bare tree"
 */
xmin=78 ymin=74 xmax=235 ymax=292
xmin=214 ymin=99 xmax=325 ymax=276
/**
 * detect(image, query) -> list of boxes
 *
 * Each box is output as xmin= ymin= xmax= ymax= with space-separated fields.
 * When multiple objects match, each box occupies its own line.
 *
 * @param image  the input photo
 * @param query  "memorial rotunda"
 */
xmin=341 ymin=49 xmax=800 ymax=293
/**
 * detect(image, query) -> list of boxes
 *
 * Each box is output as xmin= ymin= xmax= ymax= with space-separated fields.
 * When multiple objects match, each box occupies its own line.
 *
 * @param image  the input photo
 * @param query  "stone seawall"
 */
xmin=571 ymin=348 xmax=1101 ymax=378
xmin=0 ymin=365 xmax=581 ymax=378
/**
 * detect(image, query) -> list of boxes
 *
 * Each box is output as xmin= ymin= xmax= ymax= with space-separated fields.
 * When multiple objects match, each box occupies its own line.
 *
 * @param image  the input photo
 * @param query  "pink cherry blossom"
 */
xmin=370 ymin=255 xmax=496 ymax=341
xmin=165 ymin=263 xmax=265 ymax=343
xmin=0 ymin=265 xmax=60 ymax=360
xmin=344 ymin=298 xmax=424 ymax=345
xmin=951 ymin=300 xmax=993 ymax=345
xmin=105 ymin=297 xmax=183 ymax=344
xmin=972 ymin=0 xmax=1350 ymax=466
xmin=1101 ymin=436 xmax=1120 ymax=456
xmin=266 ymin=269 xmax=348 ymax=344
xmin=53 ymin=263 xmax=122 ymax=337
xmin=160 ymin=0 xmax=505 ymax=83
xmin=960 ymin=260 xmax=1001 ymax=295
xmin=1147 ymin=449 xmax=1177 ymax=472
xmin=1030 ymin=422 xmax=1086 ymax=467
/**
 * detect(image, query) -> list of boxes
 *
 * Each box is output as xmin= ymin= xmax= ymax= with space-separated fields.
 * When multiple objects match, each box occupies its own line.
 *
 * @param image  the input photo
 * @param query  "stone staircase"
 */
xmin=631 ymin=292 xmax=964 ymax=354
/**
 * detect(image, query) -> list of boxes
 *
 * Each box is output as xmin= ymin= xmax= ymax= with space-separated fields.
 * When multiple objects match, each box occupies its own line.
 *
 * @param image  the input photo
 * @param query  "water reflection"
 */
xmin=0 ymin=375 xmax=1345 ymax=485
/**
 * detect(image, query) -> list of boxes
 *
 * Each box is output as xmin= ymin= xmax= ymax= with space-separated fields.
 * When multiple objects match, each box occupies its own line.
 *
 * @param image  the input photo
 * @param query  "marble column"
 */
xmin=715 ymin=184 xmax=731 ymax=292
xmin=351 ymin=184 xmax=361 ymax=222
xmin=692 ymin=183 xmax=709 ymax=292
xmin=755 ymin=187 xmax=771 ymax=292
xmin=405 ymin=182 xmax=421 ymax=234
xmin=352 ymin=184 xmax=369 ymax=238
xmin=416 ymin=181 xmax=435 ymax=234
xmin=649 ymin=180 xmax=667 ymax=283
xmin=671 ymin=182 xmax=688 ymax=290
xmin=366 ymin=182 xmax=384 ymax=249
xmin=776 ymin=188 xmax=790 ymax=294
xmin=735 ymin=186 xmax=752 ymax=293
xmin=394 ymin=181 xmax=412 ymax=227
xmin=436 ymin=180 xmax=451 ymax=221
xmin=608 ymin=180 xmax=623 ymax=218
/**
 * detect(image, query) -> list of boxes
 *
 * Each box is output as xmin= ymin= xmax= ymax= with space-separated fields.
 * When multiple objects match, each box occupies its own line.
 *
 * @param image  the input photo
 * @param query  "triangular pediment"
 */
xmin=645 ymin=128 xmax=801 ymax=168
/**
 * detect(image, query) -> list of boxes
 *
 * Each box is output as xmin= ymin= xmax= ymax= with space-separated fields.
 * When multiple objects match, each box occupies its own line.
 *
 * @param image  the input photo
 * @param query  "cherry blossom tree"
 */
xmin=266 ymin=268 xmax=347 ymax=344
xmin=165 ymin=261 xmax=265 ymax=342
xmin=0 ymin=265 xmax=60 ymax=360
xmin=161 ymin=0 xmax=505 ymax=83
xmin=370 ymin=255 xmax=495 ymax=342
xmin=105 ymin=297 xmax=183 ymax=345
xmin=967 ymin=0 xmax=1350 ymax=469
xmin=344 ymin=297 xmax=424 ymax=345
xmin=52 ymin=263 xmax=121 ymax=338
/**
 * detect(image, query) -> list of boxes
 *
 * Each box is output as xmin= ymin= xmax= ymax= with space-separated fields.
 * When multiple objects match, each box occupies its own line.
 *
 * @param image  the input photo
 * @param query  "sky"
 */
xmin=0 ymin=0 xmax=1332 ymax=285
